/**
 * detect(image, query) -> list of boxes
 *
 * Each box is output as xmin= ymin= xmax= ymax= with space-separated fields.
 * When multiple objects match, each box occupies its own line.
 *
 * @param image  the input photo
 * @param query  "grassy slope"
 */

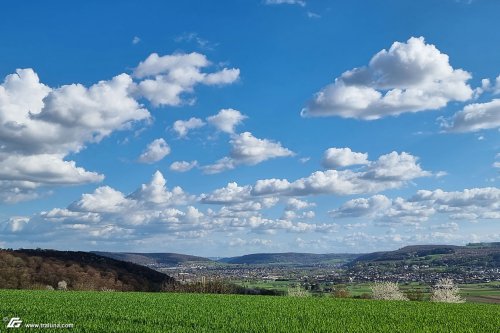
xmin=0 ymin=290 xmax=498 ymax=333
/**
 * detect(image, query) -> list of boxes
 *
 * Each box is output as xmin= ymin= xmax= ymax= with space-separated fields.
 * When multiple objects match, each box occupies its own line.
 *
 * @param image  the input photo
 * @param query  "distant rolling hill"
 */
xmin=353 ymin=245 xmax=461 ymax=262
xmin=92 ymin=251 xmax=212 ymax=267
xmin=219 ymin=252 xmax=360 ymax=265
xmin=0 ymin=249 xmax=175 ymax=291
xmin=351 ymin=243 xmax=500 ymax=267
xmin=94 ymin=251 xmax=360 ymax=266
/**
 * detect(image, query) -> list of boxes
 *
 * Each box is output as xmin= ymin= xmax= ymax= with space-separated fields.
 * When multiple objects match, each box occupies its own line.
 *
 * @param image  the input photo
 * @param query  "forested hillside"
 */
xmin=0 ymin=249 xmax=175 ymax=291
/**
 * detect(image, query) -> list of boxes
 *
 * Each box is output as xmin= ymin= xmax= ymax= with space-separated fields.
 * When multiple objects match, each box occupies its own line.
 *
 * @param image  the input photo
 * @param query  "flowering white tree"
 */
xmin=57 ymin=280 xmax=68 ymax=291
xmin=431 ymin=278 xmax=465 ymax=303
xmin=371 ymin=282 xmax=408 ymax=301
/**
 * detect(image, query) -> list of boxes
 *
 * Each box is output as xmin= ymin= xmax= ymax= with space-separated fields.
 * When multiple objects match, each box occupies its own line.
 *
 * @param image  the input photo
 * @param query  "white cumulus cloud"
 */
xmin=170 ymin=160 xmax=198 ymax=172
xmin=206 ymin=108 xmax=247 ymax=133
xmin=301 ymin=37 xmax=473 ymax=119
xmin=138 ymin=138 xmax=171 ymax=164
xmin=200 ymin=182 xmax=252 ymax=204
xmin=252 ymin=151 xmax=430 ymax=196
xmin=229 ymin=132 xmax=294 ymax=165
xmin=441 ymin=99 xmax=500 ymax=132
xmin=129 ymin=171 xmax=192 ymax=206
xmin=172 ymin=117 xmax=205 ymax=138
xmin=134 ymin=52 xmax=239 ymax=106
xmin=202 ymin=132 xmax=294 ymax=174
xmin=322 ymin=147 xmax=369 ymax=169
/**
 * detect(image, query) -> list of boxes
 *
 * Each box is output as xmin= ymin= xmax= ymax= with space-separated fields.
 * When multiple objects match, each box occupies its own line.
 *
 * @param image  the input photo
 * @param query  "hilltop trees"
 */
xmin=0 ymin=249 xmax=174 ymax=292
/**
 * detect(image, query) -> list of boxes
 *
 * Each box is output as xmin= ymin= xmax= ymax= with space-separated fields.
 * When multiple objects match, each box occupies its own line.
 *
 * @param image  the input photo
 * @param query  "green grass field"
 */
xmin=1 ymin=290 xmax=499 ymax=332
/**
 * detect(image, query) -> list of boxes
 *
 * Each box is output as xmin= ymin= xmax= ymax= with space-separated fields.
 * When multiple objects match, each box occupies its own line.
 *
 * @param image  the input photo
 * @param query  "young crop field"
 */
xmin=0 ymin=289 xmax=498 ymax=332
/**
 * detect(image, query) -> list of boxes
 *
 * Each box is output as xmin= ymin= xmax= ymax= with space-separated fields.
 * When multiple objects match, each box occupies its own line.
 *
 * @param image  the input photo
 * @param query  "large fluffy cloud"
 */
xmin=0 ymin=70 xmax=148 ymax=156
xmin=301 ymin=37 xmax=473 ymax=119
xmin=134 ymin=52 xmax=240 ymax=106
xmin=0 ymin=69 xmax=148 ymax=202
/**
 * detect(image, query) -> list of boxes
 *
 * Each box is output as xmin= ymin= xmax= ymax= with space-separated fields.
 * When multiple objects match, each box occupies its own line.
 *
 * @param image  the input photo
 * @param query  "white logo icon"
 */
xmin=6 ymin=317 xmax=22 ymax=328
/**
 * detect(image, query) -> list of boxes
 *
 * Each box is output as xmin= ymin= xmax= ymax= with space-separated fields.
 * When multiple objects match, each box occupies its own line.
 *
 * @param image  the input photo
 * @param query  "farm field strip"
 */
xmin=0 ymin=290 xmax=499 ymax=332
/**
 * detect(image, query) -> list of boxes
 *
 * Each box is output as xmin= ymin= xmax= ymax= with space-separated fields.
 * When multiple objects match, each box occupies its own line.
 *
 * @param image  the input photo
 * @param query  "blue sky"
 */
xmin=0 ymin=0 xmax=499 ymax=256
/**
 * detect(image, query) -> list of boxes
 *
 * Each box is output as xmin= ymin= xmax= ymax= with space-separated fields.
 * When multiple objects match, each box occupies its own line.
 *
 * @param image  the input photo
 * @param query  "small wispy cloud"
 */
xmin=132 ymin=36 xmax=141 ymax=45
xmin=175 ymin=32 xmax=217 ymax=51
xmin=264 ymin=0 xmax=306 ymax=7
xmin=307 ymin=11 xmax=320 ymax=19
